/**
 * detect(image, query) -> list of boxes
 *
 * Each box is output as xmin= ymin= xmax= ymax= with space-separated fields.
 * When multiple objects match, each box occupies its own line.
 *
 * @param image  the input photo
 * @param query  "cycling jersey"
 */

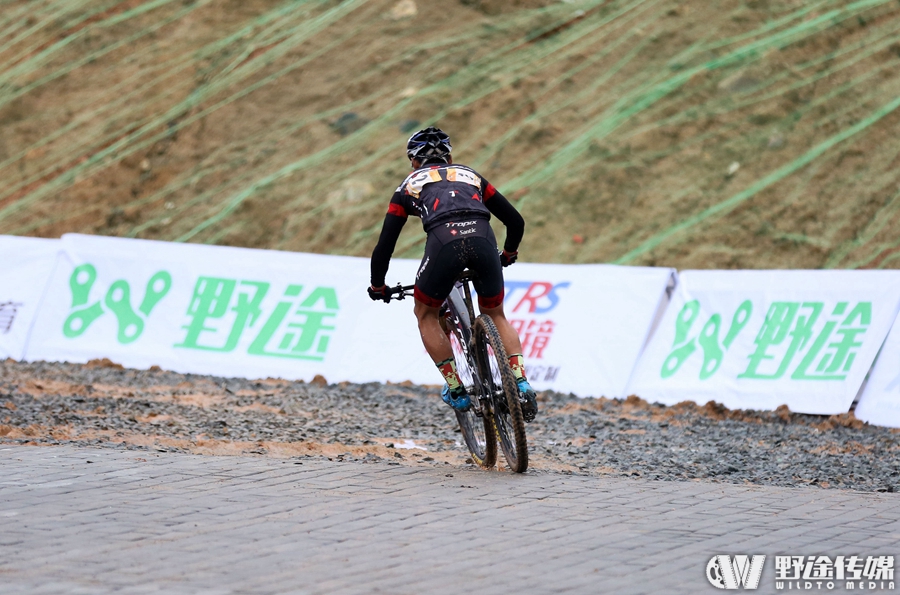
xmin=391 ymin=163 xmax=493 ymax=231
xmin=370 ymin=161 xmax=524 ymax=299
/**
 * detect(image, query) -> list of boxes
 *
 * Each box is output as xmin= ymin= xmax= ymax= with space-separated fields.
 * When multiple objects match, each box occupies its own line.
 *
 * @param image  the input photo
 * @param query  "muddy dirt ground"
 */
xmin=2 ymin=359 xmax=898 ymax=492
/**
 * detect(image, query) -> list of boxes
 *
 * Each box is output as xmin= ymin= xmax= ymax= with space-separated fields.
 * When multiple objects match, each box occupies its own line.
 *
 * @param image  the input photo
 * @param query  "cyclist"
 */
xmin=368 ymin=127 xmax=538 ymax=422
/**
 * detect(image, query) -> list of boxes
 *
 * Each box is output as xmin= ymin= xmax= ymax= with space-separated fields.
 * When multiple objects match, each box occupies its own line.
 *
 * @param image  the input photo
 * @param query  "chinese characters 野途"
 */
xmin=774 ymin=555 xmax=893 ymax=589
xmin=740 ymin=301 xmax=871 ymax=381
xmin=175 ymin=278 xmax=338 ymax=361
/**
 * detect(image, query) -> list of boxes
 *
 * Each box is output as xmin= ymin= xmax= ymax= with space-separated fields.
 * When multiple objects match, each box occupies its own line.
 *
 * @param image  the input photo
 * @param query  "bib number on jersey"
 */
xmin=405 ymin=167 xmax=481 ymax=198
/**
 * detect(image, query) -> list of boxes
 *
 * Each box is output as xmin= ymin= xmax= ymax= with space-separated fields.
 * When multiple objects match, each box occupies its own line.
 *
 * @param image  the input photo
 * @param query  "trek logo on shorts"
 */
xmin=417 ymin=256 xmax=430 ymax=280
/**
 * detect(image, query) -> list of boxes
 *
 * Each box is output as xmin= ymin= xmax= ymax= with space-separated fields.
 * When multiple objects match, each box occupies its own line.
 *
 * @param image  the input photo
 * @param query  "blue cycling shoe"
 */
xmin=441 ymin=384 xmax=471 ymax=412
xmin=517 ymin=378 xmax=538 ymax=423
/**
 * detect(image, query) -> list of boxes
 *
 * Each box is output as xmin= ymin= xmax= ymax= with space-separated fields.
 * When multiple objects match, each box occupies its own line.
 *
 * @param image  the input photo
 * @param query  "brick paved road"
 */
xmin=1 ymin=446 xmax=899 ymax=595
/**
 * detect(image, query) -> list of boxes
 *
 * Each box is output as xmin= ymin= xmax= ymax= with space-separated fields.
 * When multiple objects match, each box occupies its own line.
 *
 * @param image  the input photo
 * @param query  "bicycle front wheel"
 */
xmin=473 ymin=315 xmax=528 ymax=473
xmin=447 ymin=313 xmax=497 ymax=469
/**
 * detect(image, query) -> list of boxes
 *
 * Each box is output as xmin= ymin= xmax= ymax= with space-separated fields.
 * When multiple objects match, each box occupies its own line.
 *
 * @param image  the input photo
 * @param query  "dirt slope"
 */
xmin=1 ymin=0 xmax=899 ymax=269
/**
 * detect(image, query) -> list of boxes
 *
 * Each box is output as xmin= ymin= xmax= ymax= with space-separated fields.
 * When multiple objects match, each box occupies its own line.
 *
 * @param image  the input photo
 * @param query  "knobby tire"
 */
xmin=474 ymin=315 xmax=528 ymax=473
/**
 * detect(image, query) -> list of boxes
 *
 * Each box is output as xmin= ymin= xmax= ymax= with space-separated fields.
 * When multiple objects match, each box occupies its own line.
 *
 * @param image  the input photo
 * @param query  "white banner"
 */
xmin=496 ymin=263 xmax=671 ymax=397
xmin=26 ymin=234 xmax=381 ymax=382
xmin=855 ymin=310 xmax=900 ymax=427
xmin=24 ymin=234 xmax=672 ymax=398
xmin=626 ymin=270 xmax=900 ymax=415
xmin=0 ymin=236 xmax=60 ymax=360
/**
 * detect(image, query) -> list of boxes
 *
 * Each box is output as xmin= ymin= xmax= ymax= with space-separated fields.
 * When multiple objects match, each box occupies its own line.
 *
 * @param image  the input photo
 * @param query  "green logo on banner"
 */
xmin=175 ymin=277 xmax=338 ymax=361
xmin=661 ymin=300 xmax=752 ymax=380
xmin=63 ymin=264 xmax=172 ymax=344
xmin=739 ymin=301 xmax=871 ymax=381
xmin=660 ymin=299 xmax=872 ymax=381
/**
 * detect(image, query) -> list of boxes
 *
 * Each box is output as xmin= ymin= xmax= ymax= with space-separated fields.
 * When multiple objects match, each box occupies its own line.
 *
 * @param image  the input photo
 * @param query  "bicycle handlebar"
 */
xmin=382 ymin=271 xmax=475 ymax=303
xmin=383 ymin=283 xmax=415 ymax=302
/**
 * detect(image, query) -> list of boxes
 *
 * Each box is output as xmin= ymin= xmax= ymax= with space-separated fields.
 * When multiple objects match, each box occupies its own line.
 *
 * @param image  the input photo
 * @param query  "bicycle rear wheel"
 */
xmin=473 ymin=315 xmax=528 ymax=473
xmin=446 ymin=312 xmax=496 ymax=469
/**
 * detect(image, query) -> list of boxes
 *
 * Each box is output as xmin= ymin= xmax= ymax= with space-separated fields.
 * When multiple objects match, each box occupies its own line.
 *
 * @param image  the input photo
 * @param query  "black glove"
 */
xmin=368 ymin=284 xmax=389 ymax=302
xmin=499 ymin=250 xmax=518 ymax=268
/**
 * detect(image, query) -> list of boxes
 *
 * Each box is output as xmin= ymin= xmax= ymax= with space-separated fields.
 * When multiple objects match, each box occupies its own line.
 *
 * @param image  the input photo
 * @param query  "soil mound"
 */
xmin=1 ymin=1 xmax=899 ymax=269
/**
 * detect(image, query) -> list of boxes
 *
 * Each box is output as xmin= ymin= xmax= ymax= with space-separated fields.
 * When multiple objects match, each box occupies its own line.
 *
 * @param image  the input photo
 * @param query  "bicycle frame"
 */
xmin=383 ymin=270 xmax=527 ymax=472
xmin=446 ymin=271 xmax=477 ymax=327
xmin=386 ymin=271 xmax=488 ymax=417
xmin=442 ymin=273 xmax=491 ymax=418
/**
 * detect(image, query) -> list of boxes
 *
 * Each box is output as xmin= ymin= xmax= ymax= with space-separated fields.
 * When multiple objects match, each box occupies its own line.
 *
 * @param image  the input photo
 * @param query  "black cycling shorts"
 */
xmin=414 ymin=218 xmax=505 ymax=309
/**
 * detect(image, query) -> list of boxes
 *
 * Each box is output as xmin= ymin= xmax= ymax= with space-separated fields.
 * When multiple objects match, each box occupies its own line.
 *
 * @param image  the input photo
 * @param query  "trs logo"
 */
xmin=503 ymin=281 xmax=570 ymax=314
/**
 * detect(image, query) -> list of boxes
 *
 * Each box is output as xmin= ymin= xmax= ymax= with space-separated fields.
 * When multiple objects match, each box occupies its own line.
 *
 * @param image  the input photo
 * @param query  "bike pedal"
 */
xmin=519 ymin=397 xmax=537 ymax=423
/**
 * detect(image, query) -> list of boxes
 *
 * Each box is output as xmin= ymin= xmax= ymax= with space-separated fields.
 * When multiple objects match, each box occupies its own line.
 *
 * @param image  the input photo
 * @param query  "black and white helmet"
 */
xmin=406 ymin=127 xmax=452 ymax=162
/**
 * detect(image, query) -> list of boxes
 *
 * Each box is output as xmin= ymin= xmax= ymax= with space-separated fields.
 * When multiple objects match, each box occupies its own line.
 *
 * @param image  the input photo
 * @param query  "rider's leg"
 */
xmin=415 ymin=298 xmax=469 ymax=411
xmin=465 ymin=231 xmax=538 ymax=418
xmin=413 ymin=233 xmax=459 ymax=366
xmin=414 ymin=298 xmax=452 ymax=363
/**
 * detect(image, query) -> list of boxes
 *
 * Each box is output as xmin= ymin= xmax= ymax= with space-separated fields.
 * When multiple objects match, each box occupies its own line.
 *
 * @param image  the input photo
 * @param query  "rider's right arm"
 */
xmin=370 ymin=192 xmax=409 ymax=287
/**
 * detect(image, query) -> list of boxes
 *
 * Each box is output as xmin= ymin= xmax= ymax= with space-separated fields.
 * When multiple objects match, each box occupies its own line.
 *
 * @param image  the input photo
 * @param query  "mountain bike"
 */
xmin=384 ymin=272 xmax=528 ymax=473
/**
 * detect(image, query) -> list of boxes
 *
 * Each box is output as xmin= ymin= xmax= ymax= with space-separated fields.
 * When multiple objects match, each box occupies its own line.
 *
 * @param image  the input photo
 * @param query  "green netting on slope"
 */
xmin=611 ymin=92 xmax=900 ymax=264
xmin=2 ymin=0 xmax=898 ymax=269
xmin=1 ymin=0 xmax=555 ymax=223
xmin=181 ymin=0 xmax=630 ymax=242
xmin=503 ymin=0 xmax=895 ymax=196
xmin=0 ymin=0 xmax=362 ymax=220
xmin=0 ymin=0 xmax=324 ymax=186
xmin=171 ymin=0 xmax=900 ymax=264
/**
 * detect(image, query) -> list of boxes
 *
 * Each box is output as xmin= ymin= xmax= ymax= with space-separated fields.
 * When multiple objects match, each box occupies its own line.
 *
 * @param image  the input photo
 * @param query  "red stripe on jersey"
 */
xmin=484 ymin=183 xmax=497 ymax=201
xmin=387 ymin=203 xmax=408 ymax=218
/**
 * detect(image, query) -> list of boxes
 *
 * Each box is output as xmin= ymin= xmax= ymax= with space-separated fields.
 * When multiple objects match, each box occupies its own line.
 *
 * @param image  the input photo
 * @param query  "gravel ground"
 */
xmin=1 ymin=359 xmax=898 ymax=492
